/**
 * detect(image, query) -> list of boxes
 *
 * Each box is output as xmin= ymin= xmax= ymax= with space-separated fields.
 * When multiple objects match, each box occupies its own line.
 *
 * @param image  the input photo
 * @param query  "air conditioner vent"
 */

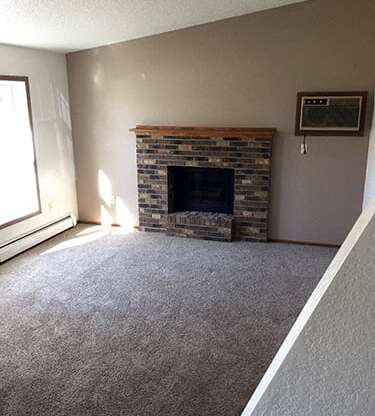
xmin=295 ymin=91 xmax=367 ymax=136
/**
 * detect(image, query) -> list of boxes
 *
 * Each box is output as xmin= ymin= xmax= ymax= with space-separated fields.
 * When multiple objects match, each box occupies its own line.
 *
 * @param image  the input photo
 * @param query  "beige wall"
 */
xmin=67 ymin=0 xmax=375 ymax=245
xmin=364 ymin=106 xmax=375 ymax=208
xmin=0 ymin=44 xmax=77 ymax=246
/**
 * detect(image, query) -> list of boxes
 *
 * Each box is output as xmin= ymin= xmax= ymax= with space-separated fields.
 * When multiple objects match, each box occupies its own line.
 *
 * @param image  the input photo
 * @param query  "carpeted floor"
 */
xmin=0 ymin=225 xmax=336 ymax=416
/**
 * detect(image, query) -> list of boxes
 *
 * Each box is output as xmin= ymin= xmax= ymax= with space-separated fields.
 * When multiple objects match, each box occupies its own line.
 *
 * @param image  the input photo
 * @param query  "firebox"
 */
xmin=168 ymin=166 xmax=234 ymax=214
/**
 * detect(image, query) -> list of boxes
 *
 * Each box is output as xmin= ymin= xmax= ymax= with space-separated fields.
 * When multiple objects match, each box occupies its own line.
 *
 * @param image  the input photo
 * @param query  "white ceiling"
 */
xmin=0 ymin=0 xmax=307 ymax=53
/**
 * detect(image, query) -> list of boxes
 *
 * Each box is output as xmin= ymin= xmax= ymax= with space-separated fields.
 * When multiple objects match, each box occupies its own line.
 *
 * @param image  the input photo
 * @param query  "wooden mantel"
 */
xmin=130 ymin=125 xmax=276 ymax=139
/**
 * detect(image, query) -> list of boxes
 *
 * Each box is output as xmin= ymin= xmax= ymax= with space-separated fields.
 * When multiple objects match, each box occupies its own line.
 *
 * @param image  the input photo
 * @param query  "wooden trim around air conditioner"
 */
xmin=295 ymin=91 xmax=368 ymax=137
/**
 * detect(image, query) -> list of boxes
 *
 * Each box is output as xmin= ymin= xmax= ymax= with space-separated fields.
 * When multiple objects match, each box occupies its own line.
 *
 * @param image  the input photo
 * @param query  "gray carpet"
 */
xmin=0 ymin=225 xmax=336 ymax=416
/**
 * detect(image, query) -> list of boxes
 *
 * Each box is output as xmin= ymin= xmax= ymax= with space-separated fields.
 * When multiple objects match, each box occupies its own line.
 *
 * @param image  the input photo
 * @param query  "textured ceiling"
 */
xmin=0 ymin=0 xmax=308 ymax=53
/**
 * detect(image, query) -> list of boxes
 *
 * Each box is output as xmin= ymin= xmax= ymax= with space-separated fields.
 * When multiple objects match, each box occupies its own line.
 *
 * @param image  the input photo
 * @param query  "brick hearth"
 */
xmin=166 ymin=211 xmax=234 ymax=242
xmin=131 ymin=126 xmax=276 ymax=241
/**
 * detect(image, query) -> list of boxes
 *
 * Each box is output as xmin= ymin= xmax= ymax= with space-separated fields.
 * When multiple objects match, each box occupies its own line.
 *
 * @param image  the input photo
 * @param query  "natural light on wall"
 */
xmin=116 ymin=196 xmax=135 ymax=231
xmin=0 ymin=77 xmax=41 ymax=228
xmin=98 ymin=169 xmax=135 ymax=229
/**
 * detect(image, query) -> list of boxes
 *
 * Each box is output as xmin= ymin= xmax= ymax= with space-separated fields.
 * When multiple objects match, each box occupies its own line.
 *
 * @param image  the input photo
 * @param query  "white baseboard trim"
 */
xmin=0 ymin=215 xmax=76 ymax=263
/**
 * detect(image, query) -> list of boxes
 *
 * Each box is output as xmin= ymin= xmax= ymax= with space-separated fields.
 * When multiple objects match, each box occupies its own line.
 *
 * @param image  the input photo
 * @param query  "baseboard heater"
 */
xmin=0 ymin=215 xmax=76 ymax=263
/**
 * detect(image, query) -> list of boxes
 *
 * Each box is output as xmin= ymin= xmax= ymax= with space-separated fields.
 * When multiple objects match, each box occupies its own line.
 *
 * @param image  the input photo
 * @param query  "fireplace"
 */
xmin=131 ymin=125 xmax=275 ymax=241
xmin=168 ymin=166 xmax=234 ymax=214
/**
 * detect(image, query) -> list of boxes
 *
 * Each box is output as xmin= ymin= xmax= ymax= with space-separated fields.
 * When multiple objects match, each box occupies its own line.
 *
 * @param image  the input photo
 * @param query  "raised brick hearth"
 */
xmin=131 ymin=126 xmax=276 ymax=242
xmin=166 ymin=211 xmax=233 ymax=242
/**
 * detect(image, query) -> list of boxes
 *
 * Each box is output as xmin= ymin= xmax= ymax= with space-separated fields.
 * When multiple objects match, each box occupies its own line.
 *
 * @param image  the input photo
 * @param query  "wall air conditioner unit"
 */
xmin=0 ymin=215 xmax=76 ymax=263
xmin=295 ymin=91 xmax=368 ymax=136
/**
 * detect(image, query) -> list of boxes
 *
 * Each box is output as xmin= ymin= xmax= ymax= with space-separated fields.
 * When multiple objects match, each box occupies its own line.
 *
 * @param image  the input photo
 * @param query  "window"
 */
xmin=0 ymin=76 xmax=41 ymax=229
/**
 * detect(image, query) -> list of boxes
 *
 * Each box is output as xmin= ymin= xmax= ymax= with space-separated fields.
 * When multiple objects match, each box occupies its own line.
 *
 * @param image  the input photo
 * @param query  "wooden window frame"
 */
xmin=0 ymin=75 xmax=42 ymax=230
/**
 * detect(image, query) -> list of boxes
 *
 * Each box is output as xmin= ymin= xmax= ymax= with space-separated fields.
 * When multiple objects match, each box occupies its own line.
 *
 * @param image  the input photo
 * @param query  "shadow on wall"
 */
xmin=98 ymin=169 xmax=135 ymax=230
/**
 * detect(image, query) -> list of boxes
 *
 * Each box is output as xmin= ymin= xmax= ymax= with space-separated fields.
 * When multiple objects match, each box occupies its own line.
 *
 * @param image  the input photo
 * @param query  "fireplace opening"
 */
xmin=168 ymin=166 xmax=234 ymax=214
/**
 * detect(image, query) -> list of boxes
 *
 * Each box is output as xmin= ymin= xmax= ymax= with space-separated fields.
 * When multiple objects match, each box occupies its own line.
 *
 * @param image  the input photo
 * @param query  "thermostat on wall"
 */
xmin=295 ymin=91 xmax=368 ymax=136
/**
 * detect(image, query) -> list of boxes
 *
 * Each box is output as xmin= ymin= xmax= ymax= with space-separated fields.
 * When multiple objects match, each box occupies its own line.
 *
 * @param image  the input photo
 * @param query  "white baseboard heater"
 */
xmin=0 ymin=215 xmax=76 ymax=263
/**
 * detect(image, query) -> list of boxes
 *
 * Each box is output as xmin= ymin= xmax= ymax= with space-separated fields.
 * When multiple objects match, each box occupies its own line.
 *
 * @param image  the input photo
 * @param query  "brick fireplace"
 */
xmin=131 ymin=126 xmax=276 ymax=242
